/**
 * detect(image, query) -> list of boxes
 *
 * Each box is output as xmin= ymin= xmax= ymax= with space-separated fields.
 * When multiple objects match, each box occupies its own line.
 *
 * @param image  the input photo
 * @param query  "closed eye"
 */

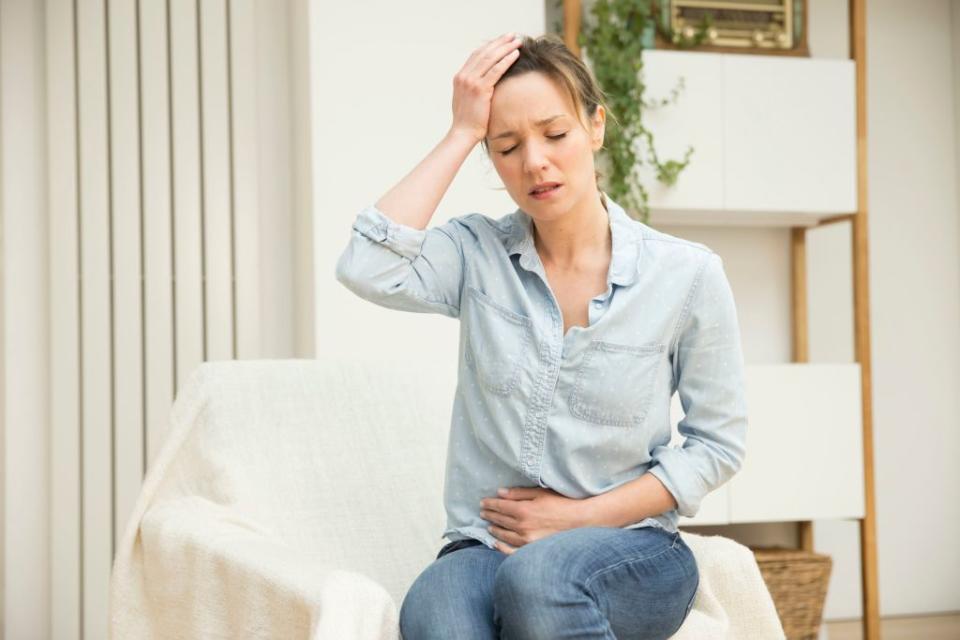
xmin=499 ymin=133 xmax=567 ymax=156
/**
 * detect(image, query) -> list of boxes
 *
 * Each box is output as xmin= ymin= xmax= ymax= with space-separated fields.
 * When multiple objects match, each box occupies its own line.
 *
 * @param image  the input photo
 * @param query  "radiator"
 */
xmin=47 ymin=1 xmax=265 ymax=636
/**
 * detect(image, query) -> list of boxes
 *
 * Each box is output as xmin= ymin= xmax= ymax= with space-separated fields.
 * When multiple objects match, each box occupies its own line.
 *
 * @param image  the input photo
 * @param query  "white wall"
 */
xmin=863 ymin=0 xmax=960 ymax=616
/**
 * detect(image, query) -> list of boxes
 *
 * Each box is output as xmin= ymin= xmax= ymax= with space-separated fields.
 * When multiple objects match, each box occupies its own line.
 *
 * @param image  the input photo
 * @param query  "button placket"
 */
xmin=519 ymin=296 xmax=563 ymax=483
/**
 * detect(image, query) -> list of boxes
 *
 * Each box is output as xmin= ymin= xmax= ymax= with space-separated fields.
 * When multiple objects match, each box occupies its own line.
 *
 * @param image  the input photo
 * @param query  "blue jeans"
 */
xmin=399 ymin=526 xmax=699 ymax=639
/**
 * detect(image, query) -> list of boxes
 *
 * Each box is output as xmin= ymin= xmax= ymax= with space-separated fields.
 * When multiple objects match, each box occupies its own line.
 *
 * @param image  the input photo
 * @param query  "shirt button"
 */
xmin=593 ymin=300 xmax=603 ymax=308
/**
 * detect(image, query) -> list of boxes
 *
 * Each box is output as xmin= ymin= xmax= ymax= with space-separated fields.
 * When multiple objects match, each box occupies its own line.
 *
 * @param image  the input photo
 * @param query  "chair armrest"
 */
xmin=110 ymin=496 xmax=399 ymax=640
xmin=670 ymin=532 xmax=785 ymax=639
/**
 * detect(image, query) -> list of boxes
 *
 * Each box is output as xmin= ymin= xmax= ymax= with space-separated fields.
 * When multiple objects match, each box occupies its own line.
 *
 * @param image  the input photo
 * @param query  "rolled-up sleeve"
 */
xmin=334 ymin=203 xmax=466 ymax=318
xmin=648 ymin=251 xmax=748 ymax=518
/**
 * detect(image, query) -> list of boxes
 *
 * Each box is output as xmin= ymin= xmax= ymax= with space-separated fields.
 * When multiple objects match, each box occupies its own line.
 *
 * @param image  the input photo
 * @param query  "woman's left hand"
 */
xmin=480 ymin=487 xmax=589 ymax=554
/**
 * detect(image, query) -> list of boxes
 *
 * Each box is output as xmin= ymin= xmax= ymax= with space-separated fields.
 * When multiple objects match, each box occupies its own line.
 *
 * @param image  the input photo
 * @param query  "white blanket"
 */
xmin=109 ymin=358 xmax=785 ymax=639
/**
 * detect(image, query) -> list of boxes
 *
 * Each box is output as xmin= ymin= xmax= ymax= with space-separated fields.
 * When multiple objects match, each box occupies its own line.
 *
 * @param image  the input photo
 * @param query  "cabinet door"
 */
xmin=639 ymin=51 xmax=724 ymax=213
xmin=729 ymin=364 xmax=865 ymax=522
xmin=668 ymin=391 xmax=730 ymax=525
xmin=723 ymin=55 xmax=857 ymax=215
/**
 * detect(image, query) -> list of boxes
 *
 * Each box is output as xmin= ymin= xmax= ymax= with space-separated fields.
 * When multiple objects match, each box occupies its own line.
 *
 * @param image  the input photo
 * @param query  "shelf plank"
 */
xmin=647 ymin=207 xmax=854 ymax=228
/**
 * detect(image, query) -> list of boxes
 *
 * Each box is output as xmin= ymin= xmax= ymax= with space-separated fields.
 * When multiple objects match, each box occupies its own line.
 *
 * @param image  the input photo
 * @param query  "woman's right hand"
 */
xmin=450 ymin=32 xmax=523 ymax=144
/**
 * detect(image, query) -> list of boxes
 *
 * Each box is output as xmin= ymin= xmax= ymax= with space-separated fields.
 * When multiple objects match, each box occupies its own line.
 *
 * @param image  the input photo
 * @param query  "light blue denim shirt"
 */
xmin=334 ymin=195 xmax=747 ymax=551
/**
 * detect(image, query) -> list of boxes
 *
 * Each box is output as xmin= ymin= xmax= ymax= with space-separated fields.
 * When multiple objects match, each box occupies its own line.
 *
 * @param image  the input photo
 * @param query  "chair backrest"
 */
xmin=155 ymin=356 xmax=458 ymax=607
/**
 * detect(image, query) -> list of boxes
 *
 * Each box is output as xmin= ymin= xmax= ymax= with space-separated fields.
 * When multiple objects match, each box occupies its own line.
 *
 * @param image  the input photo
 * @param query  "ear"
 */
xmin=590 ymin=105 xmax=606 ymax=152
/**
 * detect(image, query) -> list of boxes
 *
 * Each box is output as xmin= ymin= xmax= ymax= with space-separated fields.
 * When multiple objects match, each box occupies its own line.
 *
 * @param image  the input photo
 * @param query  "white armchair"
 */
xmin=109 ymin=358 xmax=785 ymax=639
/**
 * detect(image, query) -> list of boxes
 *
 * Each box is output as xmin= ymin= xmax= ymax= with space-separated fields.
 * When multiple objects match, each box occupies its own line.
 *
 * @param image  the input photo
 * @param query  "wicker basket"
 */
xmin=749 ymin=546 xmax=833 ymax=640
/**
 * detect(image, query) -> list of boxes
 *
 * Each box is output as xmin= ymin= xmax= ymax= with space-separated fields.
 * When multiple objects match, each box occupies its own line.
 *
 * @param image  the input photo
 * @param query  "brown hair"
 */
xmin=481 ymin=33 xmax=618 ymax=211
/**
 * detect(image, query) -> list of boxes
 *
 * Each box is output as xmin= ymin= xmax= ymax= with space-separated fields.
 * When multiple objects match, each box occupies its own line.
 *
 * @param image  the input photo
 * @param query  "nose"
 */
xmin=521 ymin=139 xmax=550 ymax=173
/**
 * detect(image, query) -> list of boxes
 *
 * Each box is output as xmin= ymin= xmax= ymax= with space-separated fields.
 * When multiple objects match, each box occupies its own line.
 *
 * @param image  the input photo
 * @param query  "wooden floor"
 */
xmin=824 ymin=613 xmax=960 ymax=640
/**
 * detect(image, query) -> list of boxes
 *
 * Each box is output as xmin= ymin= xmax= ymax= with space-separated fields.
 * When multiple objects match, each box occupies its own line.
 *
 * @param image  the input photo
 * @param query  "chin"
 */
xmin=527 ymin=206 xmax=573 ymax=226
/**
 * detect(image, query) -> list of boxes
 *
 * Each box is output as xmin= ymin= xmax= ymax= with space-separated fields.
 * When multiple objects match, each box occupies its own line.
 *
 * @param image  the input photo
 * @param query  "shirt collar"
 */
xmin=505 ymin=194 xmax=641 ymax=287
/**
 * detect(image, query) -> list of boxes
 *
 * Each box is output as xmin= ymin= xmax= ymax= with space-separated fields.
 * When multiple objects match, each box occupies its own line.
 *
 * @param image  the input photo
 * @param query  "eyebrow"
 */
xmin=489 ymin=114 xmax=567 ymax=141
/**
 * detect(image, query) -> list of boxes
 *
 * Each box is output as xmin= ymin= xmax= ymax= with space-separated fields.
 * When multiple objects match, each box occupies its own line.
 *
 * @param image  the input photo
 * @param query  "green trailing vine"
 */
xmin=551 ymin=0 xmax=712 ymax=224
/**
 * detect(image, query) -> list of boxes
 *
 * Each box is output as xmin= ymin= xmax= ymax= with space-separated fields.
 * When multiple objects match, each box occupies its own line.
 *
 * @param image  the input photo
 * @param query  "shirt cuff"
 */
xmin=352 ymin=204 xmax=428 ymax=261
xmin=647 ymin=448 xmax=708 ymax=519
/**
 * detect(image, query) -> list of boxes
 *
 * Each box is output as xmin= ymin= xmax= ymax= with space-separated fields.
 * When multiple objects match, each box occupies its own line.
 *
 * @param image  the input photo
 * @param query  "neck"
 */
xmin=532 ymin=191 xmax=610 ymax=271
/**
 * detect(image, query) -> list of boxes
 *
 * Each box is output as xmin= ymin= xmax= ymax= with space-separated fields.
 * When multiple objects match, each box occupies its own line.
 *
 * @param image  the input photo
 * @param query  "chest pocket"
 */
xmin=570 ymin=340 xmax=665 ymax=427
xmin=463 ymin=285 xmax=533 ymax=396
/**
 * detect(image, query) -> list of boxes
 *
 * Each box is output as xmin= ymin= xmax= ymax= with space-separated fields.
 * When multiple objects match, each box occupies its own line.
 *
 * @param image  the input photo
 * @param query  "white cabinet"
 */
xmin=729 ymin=364 xmax=865 ymax=522
xmin=668 ymin=363 xmax=865 ymax=525
xmin=637 ymin=51 xmax=724 ymax=212
xmin=723 ymin=56 xmax=857 ymax=216
xmin=639 ymin=50 xmax=858 ymax=226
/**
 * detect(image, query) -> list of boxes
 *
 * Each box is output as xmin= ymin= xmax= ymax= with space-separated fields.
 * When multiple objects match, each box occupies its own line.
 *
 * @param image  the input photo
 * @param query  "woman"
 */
xmin=335 ymin=32 xmax=748 ymax=640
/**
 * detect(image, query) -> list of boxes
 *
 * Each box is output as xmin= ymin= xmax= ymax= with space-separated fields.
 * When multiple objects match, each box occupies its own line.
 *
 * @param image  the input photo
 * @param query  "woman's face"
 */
xmin=485 ymin=71 xmax=605 ymax=220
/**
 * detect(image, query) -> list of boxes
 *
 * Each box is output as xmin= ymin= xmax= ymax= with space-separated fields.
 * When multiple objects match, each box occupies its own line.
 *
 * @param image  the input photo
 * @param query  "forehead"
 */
xmin=488 ymin=72 xmax=579 ymax=137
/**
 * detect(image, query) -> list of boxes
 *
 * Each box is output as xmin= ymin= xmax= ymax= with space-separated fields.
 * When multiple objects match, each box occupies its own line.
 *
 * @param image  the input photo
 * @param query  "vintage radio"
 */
xmin=654 ymin=0 xmax=809 ymax=57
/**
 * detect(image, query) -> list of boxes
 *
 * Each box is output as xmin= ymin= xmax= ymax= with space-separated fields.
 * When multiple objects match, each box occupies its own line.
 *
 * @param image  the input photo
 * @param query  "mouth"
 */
xmin=529 ymin=182 xmax=563 ymax=198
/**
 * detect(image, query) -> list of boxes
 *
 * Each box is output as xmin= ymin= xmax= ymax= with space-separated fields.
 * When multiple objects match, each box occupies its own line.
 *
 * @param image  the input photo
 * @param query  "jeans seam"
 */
xmin=581 ymin=543 xmax=676 ymax=592
xmin=671 ymin=572 xmax=700 ymax=636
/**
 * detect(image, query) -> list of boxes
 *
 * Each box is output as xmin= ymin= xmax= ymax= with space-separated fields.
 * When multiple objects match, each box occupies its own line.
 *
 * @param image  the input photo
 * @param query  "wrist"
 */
xmin=577 ymin=493 xmax=603 ymax=528
xmin=446 ymin=126 xmax=483 ymax=148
